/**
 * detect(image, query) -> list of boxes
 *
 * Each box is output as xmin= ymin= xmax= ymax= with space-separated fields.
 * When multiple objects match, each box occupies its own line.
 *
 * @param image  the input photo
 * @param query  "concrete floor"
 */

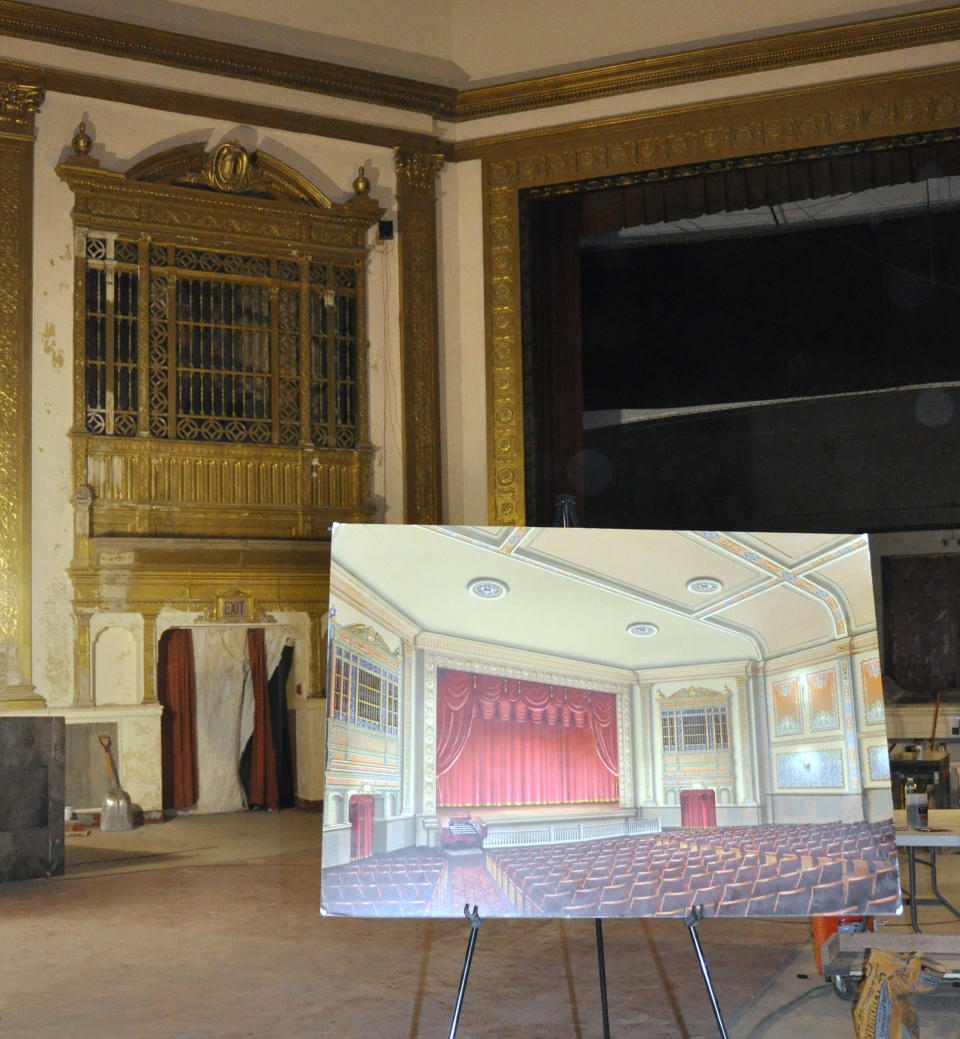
xmin=0 ymin=812 xmax=957 ymax=1037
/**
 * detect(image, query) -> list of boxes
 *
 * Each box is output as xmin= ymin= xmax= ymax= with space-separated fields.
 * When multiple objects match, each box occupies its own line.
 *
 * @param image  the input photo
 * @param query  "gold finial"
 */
xmin=353 ymin=165 xmax=371 ymax=196
xmin=72 ymin=122 xmax=92 ymax=155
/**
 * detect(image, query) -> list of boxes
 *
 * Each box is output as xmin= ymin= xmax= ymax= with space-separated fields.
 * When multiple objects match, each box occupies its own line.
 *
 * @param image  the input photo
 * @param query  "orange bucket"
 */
xmin=812 ymin=915 xmax=871 ymax=973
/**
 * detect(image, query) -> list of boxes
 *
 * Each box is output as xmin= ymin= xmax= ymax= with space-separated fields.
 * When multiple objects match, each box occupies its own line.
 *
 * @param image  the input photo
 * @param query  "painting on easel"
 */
xmin=320 ymin=526 xmax=899 ymax=919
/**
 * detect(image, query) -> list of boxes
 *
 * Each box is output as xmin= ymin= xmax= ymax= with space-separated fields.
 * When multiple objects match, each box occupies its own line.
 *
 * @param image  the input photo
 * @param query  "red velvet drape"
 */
xmin=436 ymin=669 xmax=619 ymax=808
xmin=158 ymin=628 xmax=198 ymax=810
xmin=247 ymin=628 xmax=279 ymax=810
xmin=349 ymin=794 xmax=374 ymax=859
xmin=680 ymin=789 xmax=717 ymax=828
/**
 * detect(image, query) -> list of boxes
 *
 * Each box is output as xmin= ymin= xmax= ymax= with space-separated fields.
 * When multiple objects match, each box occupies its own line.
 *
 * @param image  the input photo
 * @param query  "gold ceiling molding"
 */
xmin=454 ymin=6 xmax=960 ymax=120
xmin=2 ymin=2 xmax=960 ymax=122
xmin=479 ymin=63 xmax=960 ymax=523
xmin=0 ymin=57 xmax=448 ymax=155
xmin=0 ymin=0 xmax=456 ymax=118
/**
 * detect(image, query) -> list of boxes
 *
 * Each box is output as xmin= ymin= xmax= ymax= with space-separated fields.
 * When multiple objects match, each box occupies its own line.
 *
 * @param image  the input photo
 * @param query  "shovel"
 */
xmin=98 ymin=734 xmax=133 ymax=831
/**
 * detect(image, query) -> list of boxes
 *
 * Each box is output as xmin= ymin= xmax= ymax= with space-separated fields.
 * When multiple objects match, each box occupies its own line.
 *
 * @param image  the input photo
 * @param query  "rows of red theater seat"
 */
xmin=321 ymin=852 xmax=448 ymax=917
xmin=486 ymin=820 xmax=899 ymax=918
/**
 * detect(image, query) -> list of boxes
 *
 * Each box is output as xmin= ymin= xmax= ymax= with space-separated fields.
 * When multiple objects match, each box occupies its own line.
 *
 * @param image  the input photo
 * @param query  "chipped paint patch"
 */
xmin=41 ymin=323 xmax=64 ymax=369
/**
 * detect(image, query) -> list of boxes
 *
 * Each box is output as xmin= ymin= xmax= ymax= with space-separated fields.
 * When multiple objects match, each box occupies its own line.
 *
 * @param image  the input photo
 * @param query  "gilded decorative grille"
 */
xmin=330 ymin=640 xmax=399 ymax=735
xmin=82 ymin=235 xmax=360 ymax=448
xmin=661 ymin=705 xmax=730 ymax=752
xmin=84 ymin=235 xmax=140 ymax=437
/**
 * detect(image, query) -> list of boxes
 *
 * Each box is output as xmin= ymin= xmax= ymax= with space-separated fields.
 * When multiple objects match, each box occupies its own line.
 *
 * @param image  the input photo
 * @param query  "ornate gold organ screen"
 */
xmin=58 ymin=130 xmax=383 ymax=539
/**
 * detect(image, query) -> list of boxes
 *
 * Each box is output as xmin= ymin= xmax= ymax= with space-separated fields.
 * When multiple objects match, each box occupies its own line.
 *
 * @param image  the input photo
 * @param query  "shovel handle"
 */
xmin=99 ymin=734 xmax=118 ymax=787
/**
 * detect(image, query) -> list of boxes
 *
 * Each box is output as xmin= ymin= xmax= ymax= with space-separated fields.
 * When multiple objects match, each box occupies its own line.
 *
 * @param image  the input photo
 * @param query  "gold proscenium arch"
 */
xmin=473 ymin=65 xmax=960 ymax=524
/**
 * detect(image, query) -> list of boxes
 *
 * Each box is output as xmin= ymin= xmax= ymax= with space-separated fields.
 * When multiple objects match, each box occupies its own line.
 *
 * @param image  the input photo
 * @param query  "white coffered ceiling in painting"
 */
xmin=331 ymin=526 xmax=874 ymax=669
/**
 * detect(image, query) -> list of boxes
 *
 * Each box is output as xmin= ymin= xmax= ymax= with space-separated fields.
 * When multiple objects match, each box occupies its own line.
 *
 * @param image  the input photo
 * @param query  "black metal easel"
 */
xmin=448 ymin=904 xmax=482 ymax=1039
xmin=554 ymin=495 xmax=612 ymax=1039
xmin=447 ymin=495 xmax=612 ymax=1039
xmin=446 ymin=499 xmax=729 ymax=1038
xmin=684 ymin=906 xmax=730 ymax=1038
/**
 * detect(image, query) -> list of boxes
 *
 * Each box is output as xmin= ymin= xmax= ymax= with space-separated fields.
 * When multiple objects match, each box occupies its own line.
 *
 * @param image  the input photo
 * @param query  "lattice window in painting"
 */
xmin=80 ymin=237 xmax=363 ymax=448
xmin=83 ymin=234 xmax=140 ymax=437
xmin=330 ymin=638 xmax=400 ymax=736
xmin=661 ymin=704 xmax=730 ymax=752
xmin=662 ymin=711 xmax=677 ymax=752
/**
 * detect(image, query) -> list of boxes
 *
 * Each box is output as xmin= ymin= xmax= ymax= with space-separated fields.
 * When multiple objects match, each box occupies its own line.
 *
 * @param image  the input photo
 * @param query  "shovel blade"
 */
xmin=100 ymin=788 xmax=134 ymax=832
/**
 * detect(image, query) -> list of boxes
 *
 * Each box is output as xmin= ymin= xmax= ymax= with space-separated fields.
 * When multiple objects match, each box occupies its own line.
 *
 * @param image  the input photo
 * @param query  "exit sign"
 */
xmin=217 ymin=592 xmax=253 ymax=621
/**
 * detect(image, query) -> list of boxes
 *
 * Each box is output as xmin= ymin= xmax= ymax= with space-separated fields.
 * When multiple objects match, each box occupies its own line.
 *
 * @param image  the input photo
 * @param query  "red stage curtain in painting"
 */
xmin=436 ymin=669 xmax=618 ymax=808
xmin=247 ymin=628 xmax=279 ymax=811
xmin=158 ymin=628 xmax=199 ymax=810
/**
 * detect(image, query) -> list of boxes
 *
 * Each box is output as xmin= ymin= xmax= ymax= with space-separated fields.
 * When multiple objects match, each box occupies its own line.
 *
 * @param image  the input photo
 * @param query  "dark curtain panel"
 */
xmin=246 ymin=628 xmax=279 ymax=810
xmin=523 ymin=136 xmax=960 ymax=527
xmin=579 ymin=139 xmax=960 ymax=237
xmin=883 ymin=555 xmax=960 ymax=696
xmin=239 ymin=642 xmax=295 ymax=809
xmin=268 ymin=644 xmax=295 ymax=809
xmin=157 ymin=628 xmax=198 ymax=810
xmin=525 ymin=192 xmax=584 ymax=524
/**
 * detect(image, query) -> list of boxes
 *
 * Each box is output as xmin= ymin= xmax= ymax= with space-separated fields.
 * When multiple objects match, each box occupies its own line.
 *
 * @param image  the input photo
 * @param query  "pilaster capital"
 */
xmin=0 ymin=81 xmax=44 ymax=136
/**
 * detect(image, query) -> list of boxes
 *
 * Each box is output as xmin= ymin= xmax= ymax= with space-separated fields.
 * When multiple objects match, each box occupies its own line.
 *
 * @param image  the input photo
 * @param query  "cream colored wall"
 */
xmin=438 ymin=159 xmax=488 ymax=524
xmin=30 ymin=91 xmax=404 ymax=703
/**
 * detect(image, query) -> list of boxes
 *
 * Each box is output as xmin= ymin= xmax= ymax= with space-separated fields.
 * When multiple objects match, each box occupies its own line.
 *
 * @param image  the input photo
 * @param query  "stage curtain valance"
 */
xmin=436 ymin=669 xmax=619 ymax=808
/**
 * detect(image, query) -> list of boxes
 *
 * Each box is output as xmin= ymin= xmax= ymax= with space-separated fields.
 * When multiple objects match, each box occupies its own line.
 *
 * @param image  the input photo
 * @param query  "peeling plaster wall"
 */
xmin=30 ymin=93 xmax=404 ymax=706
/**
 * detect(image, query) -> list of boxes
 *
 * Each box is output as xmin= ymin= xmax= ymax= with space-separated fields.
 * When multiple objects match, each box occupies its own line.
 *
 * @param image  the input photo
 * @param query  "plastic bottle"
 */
xmin=906 ymin=776 xmax=925 ymax=828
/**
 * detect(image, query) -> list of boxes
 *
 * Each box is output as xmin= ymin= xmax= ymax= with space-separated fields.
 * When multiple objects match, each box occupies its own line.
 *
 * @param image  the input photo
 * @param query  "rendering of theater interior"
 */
xmin=320 ymin=525 xmax=897 ymax=920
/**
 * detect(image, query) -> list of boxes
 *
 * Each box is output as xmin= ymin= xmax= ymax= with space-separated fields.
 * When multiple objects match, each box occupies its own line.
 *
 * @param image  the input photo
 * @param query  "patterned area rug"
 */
xmin=449 ymin=864 xmax=513 ymax=915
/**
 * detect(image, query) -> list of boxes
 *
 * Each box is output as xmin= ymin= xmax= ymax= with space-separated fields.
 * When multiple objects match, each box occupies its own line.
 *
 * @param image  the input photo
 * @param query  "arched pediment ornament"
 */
xmin=342 ymin=623 xmax=399 ymax=657
xmin=661 ymin=684 xmax=726 ymax=704
xmin=126 ymin=141 xmax=336 ymax=208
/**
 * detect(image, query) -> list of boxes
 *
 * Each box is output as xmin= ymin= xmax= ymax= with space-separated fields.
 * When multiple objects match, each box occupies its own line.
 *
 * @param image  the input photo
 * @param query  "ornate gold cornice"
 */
xmin=478 ymin=62 xmax=960 ymax=523
xmin=0 ymin=57 xmax=448 ymax=155
xmin=2 ymin=2 xmax=960 ymax=121
xmin=453 ymin=6 xmax=960 ymax=120
xmin=0 ymin=0 xmax=456 ymax=118
xmin=456 ymin=64 xmax=960 ymax=164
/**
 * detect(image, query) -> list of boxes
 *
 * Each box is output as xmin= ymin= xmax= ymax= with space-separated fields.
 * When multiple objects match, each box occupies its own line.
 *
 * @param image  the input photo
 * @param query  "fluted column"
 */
xmin=0 ymin=81 xmax=44 ymax=708
xmin=394 ymin=149 xmax=444 ymax=523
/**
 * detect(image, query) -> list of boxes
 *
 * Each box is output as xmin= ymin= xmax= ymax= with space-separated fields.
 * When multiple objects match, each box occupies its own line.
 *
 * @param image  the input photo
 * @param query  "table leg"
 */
xmin=928 ymin=849 xmax=960 ymax=922
xmin=908 ymin=847 xmax=920 ymax=934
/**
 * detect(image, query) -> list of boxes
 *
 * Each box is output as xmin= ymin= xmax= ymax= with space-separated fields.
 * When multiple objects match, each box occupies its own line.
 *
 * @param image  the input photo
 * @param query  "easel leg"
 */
xmin=684 ymin=906 xmax=730 ymax=1039
xmin=595 ymin=918 xmax=611 ymax=1039
xmin=448 ymin=904 xmax=482 ymax=1039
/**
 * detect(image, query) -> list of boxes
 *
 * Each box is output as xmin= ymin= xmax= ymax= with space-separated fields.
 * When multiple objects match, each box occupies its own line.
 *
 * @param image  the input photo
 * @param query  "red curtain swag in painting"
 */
xmin=436 ymin=669 xmax=618 ymax=808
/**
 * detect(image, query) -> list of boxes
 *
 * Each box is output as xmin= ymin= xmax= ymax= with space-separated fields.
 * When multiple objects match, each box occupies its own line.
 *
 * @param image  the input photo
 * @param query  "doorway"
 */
xmin=157 ymin=625 xmax=296 ymax=813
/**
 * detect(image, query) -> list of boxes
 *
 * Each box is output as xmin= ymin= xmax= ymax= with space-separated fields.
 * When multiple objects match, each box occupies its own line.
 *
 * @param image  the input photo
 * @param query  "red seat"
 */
xmin=774 ymin=888 xmax=811 ymax=915
xmin=747 ymin=892 xmax=778 ymax=915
